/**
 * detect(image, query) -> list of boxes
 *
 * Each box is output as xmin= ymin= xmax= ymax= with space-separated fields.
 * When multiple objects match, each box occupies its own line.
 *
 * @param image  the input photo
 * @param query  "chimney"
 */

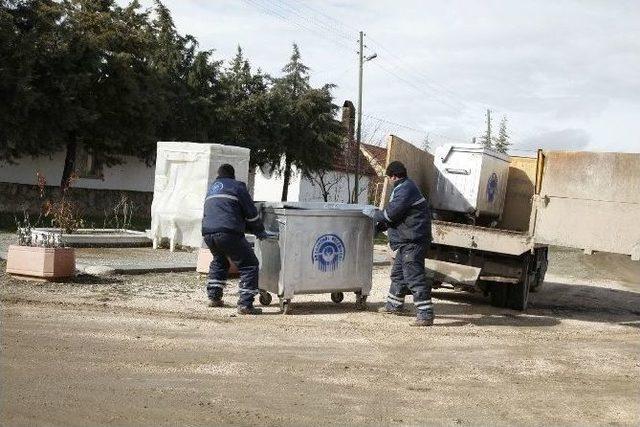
xmin=341 ymin=100 xmax=355 ymax=143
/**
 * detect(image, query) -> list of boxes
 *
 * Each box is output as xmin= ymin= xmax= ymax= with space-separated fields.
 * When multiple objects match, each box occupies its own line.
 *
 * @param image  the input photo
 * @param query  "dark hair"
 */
xmin=217 ymin=164 xmax=235 ymax=179
xmin=385 ymin=161 xmax=407 ymax=178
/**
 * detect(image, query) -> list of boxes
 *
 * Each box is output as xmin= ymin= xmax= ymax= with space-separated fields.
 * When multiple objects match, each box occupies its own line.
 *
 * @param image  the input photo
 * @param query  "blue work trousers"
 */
xmin=203 ymin=232 xmax=259 ymax=308
xmin=387 ymin=242 xmax=434 ymax=319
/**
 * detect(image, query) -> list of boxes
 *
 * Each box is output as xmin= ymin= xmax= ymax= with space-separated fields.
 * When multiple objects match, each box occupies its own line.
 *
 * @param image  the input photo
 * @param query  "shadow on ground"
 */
xmin=429 ymin=281 xmax=640 ymax=327
xmin=272 ymin=280 xmax=640 ymax=329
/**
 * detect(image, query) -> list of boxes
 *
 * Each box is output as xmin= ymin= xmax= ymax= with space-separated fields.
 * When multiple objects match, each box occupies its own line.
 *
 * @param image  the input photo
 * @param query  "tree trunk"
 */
xmin=60 ymin=140 xmax=77 ymax=192
xmin=281 ymin=156 xmax=292 ymax=201
xmin=318 ymin=172 xmax=329 ymax=202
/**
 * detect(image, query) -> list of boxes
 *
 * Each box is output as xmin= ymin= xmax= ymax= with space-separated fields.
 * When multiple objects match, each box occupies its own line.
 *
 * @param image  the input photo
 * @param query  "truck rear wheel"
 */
xmin=489 ymin=283 xmax=508 ymax=308
xmin=529 ymin=247 xmax=548 ymax=293
xmin=506 ymin=253 xmax=533 ymax=310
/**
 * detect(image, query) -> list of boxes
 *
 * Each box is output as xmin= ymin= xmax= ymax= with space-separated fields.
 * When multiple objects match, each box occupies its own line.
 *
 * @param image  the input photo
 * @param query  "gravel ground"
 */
xmin=1 ymin=249 xmax=639 ymax=426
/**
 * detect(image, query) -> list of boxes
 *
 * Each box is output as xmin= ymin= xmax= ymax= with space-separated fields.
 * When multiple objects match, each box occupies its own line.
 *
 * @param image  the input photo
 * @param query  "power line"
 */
xmin=241 ymin=0 xmax=356 ymax=54
xmin=366 ymin=35 xmax=475 ymax=110
xmin=243 ymin=0 xmax=527 ymax=149
xmin=362 ymin=113 xmax=468 ymax=143
xmin=371 ymin=61 xmax=463 ymax=114
xmin=275 ymin=0 xmax=356 ymax=42
xmin=249 ymin=0 xmax=469 ymax=113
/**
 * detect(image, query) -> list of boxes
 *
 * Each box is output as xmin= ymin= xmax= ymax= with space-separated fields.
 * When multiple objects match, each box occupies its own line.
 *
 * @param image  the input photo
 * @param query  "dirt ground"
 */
xmin=1 ymin=248 xmax=639 ymax=426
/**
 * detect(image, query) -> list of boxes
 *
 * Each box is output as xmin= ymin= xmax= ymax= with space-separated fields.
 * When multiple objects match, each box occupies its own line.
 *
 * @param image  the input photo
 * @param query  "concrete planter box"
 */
xmin=30 ymin=228 xmax=151 ymax=248
xmin=196 ymin=235 xmax=254 ymax=275
xmin=196 ymin=248 xmax=238 ymax=275
xmin=6 ymin=245 xmax=76 ymax=279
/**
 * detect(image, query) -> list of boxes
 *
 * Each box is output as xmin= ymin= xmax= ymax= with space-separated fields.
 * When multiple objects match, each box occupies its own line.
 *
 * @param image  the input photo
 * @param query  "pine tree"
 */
xmin=422 ymin=134 xmax=431 ymax=152
xmin=494 ymin=116 xmax=511 ymax=154
xmin=219 ymin=46 xmax=270 ymax=166
xmin=271 ymin=44 xmax=343 ymax=201
xmin=480 ymin=109 xmax=493 ymax=149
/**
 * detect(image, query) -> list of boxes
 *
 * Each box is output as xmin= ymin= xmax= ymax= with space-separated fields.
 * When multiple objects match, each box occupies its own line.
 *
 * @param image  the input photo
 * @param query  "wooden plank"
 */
xmin=500 ymin=156 xmax=537 ymax=231
xmin=379 ymin=135 xmax=435 ymax=208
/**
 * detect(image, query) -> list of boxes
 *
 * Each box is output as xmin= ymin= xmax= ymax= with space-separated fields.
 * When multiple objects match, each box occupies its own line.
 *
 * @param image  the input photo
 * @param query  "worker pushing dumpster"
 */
xmin=254 ymin=202 xmax=374 ymax=314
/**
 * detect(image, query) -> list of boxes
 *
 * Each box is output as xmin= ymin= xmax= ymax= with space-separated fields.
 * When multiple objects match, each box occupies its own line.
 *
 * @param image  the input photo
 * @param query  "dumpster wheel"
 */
xmin=259 ymin=291 xmax=272 ymax=306
xmin=279 ymin=298 xmax=291 ymax=315
xmin=330 ymin=292 xmax=344 ymax=304
xmin=355 ymin=292 xmax=368 ymax=311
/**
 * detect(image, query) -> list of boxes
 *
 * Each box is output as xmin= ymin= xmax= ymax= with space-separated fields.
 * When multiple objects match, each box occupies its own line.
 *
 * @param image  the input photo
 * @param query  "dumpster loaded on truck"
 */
xmin=380 ymin=137 xmax=640 ymax=311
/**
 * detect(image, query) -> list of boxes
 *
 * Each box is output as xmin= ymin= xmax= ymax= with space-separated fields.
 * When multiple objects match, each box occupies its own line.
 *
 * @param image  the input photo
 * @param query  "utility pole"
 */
xmin=353 ymin=31 xmax=364 ymax=204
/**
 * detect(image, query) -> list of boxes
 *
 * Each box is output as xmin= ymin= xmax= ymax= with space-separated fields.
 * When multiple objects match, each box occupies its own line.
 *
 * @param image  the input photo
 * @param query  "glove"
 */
xmin=256 ymin=230 xmax=278 ymax=240
xmin=264 ymin=231 xmax=279 ymax=240
xmin=362 ymin=206 xmax=377 ymax=219
xmin=375 ymin=221 xmax=388 ymax=233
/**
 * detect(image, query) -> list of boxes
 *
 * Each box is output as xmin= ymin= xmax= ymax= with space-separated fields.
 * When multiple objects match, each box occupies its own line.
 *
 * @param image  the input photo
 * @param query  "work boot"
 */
xmin=377 ymin=304 xmax=407 ymax=315
xmin=207 ymin=299 xmax=224 ymax=307
xmin=410 ymin=310 xmax=435 ymax=327
xmin=410 ymin=317 xmax=434 ymax=327
xmin=237 ymin=305 xmax=262 ymax=315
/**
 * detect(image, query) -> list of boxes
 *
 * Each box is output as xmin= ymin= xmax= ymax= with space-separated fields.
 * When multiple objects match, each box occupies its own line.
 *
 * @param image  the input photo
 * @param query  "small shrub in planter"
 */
xmin=5 ymin=173 xmax=80 ymax=280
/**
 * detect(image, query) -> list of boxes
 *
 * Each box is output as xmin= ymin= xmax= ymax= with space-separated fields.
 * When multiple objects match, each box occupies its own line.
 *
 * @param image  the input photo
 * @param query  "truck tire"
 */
xmin=507 ymin=253 xmax=533 ymax=310
xmin=529 ymin=247 xmax=548 ymax=293
xmin=489 ymin=283 xmax=508 ymax=308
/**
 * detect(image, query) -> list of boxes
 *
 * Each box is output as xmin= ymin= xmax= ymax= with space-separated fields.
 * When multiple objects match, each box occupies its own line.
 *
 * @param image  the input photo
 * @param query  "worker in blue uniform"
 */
xmin=363 ymin=161 xmax=435 ymax=326
xmin=201 ymin=164 xmax=269 ymax=315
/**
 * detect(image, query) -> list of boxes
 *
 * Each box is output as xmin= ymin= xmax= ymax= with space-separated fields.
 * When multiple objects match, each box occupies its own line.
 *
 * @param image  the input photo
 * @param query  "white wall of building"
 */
xmin=253 ymin=164 xmax=370 ymax=203
xmin=252 ymin=164 xmax=302 ymax=202
xmin=0 ymin=152 xmax=155 ymax=192
xmin=300 ymin=171 xmax=370 ymax=204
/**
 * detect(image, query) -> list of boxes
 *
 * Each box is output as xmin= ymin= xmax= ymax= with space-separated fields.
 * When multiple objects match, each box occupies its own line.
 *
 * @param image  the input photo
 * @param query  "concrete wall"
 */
xmin=0 ymin=152 xmax=155 ymax=192
xmin=252 ymin=164 xmax=302 ymax=202
xmin=300 ymin=171 xmax=369 ymax=204
xmin=500 ymin=156 xmax=537 ymax=231
xmin=0 ymin=182 xmax=153 ymax=219
xmin=253 ymin=165 xmax=369 ymax=203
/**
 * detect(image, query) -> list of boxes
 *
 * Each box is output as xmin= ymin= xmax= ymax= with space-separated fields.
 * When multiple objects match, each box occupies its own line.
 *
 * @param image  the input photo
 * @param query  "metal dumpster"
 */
xmin=255 ymin=202 xmax=374 ymax=314
xmin=432 ymin=143 xmax=510 ymax=217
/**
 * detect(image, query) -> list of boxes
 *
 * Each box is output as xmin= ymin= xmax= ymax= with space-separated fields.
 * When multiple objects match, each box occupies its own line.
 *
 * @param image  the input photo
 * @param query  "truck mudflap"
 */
xmin=426 ymin=246 xmax=548 ymax=311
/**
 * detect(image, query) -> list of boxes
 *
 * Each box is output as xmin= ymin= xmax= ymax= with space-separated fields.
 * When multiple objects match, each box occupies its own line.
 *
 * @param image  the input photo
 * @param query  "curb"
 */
xmin=77 ymin=264 xmax=196 ymax=276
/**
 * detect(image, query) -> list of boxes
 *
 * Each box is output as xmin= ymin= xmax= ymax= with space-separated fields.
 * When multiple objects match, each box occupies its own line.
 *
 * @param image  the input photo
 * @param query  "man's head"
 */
xmin=217 ymin=164 xmax=235 ymax=179
xmin=385 ymin=161 xmax=407 ymax=182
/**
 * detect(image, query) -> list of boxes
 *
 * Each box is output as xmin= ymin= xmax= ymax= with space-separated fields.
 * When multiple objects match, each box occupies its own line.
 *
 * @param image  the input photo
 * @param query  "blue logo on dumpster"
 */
xmin=486 ymin=173 xmax=498 ymax=203
xmin=312 ymin=234 xmax=345 ymax=272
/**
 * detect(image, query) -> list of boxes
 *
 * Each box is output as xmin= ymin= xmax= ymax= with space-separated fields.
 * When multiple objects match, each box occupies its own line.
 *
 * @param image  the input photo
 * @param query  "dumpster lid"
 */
xmin=258 ymin=201 xmax=370 ymax=211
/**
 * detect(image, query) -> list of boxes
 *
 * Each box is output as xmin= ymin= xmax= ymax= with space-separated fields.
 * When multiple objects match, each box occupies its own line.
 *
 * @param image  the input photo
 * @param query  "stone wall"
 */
xmin=0 ymin=182 xmax=153 ymax=221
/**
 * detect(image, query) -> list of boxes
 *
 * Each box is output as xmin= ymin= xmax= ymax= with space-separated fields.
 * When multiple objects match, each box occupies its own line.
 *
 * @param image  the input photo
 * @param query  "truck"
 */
xmin=379 ymin=135 xmax=640 ymax=310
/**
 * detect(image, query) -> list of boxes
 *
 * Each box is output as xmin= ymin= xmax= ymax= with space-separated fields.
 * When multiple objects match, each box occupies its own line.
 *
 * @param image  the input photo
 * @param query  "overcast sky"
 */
xmin=127 ymin=0 xmax=640 ymax=154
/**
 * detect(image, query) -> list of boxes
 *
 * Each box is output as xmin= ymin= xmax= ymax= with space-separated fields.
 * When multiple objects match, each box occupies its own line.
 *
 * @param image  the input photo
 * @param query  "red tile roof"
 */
xmin=331 ymin=141 xmax=386 ymax=176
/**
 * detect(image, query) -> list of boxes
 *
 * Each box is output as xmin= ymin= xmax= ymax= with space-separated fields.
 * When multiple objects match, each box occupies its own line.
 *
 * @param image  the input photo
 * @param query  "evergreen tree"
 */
xmin=0 ymin=2 xmax=342 ymax=196
xmin=422 ymin=134 xmax=431 ymax=152
xmin=0 ymin=0 xmax=167 ymax=188
xmin=270 ymin=44 xmax=343 ymax=201
xmin=480 ymin=109 xmax=493 ymax=149
xmin=494 ymin=115 xmax=511 ymax=154
xmin=219 ymin=46 xmax=271 ymax=166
